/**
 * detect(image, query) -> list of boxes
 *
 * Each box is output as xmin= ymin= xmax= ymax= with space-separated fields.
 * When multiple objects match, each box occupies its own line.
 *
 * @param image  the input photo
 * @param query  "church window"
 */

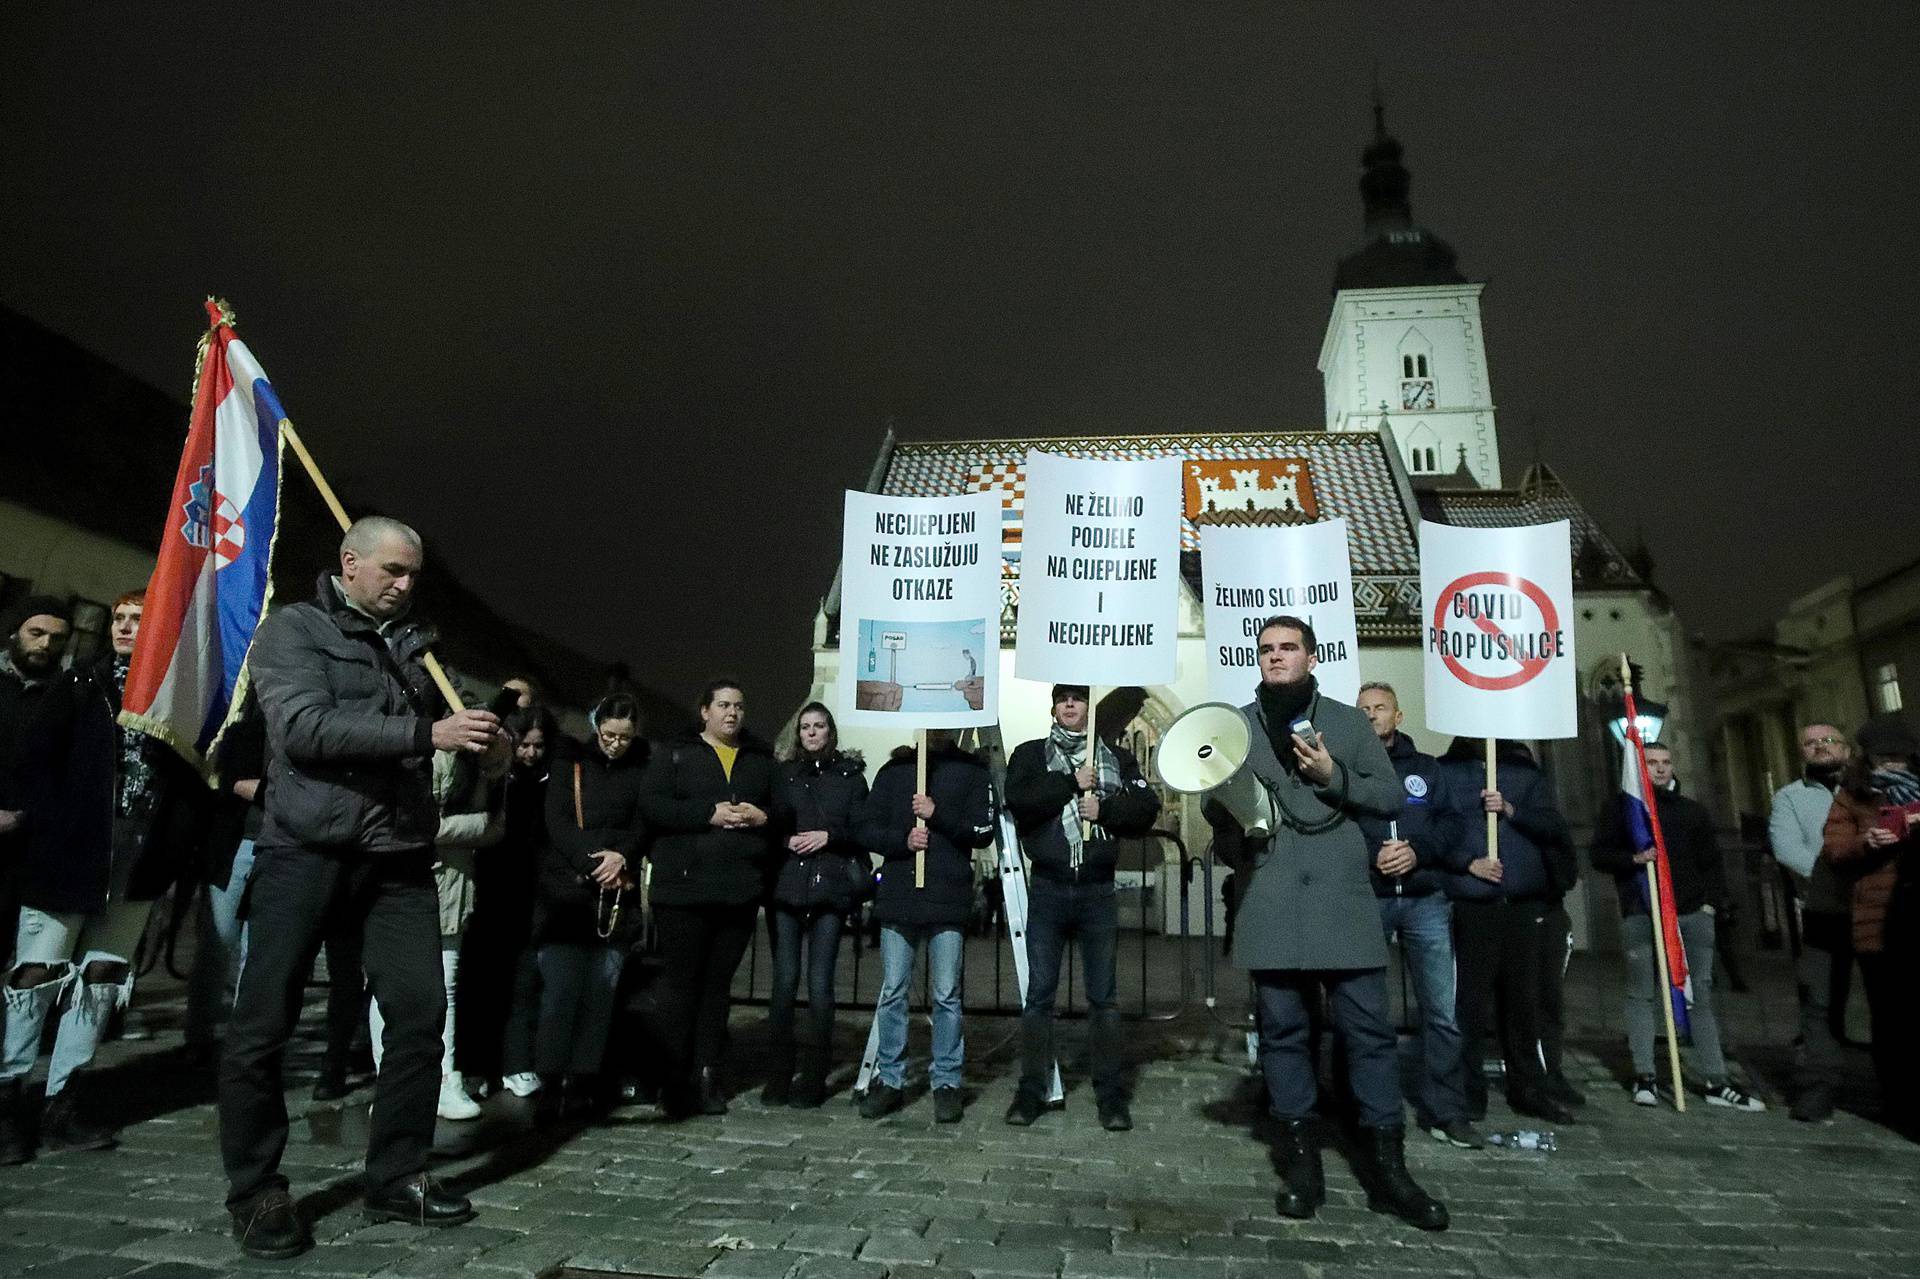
xmin=1402 ymin=355 xmax=1415 ymax=378
xmin=1416 ymin=354 xmax=1429 ymax=377
xmin=1876 ymin=662 xmax=1904 ymax=712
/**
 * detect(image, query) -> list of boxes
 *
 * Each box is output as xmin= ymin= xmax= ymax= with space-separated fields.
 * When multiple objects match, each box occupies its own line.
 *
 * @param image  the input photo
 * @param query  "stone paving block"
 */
xmin=935 ymin=1242 xmax=1063 ymax=1276
xmin=1110 ymin=1231 xmax=1189 ymax=1258
xmin=922 ymin=1217 xmax=1000 ymax=1243
xmin=1144 ymin=1259 xmax=1232 ymax=1279
xmin=856 ymin=1232 xmax=942 ymax=1266
xmin=780 ymin=1225 xmax=870 ymax=1257
xmin=787 ymin=1257 xmax=889 ymax=1279
xmin=700 ymin=1248 xmax=802 ymax=1279
xmin=13 ymin=1253 xmax=150 ymax=1279
xmin=111 ymin=1265 xmax=225 ymax=1279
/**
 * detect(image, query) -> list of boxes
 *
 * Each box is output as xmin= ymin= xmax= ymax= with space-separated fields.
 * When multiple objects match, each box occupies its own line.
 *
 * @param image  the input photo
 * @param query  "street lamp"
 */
xmin=1601 ymin=660 xmax=1668 ymax=745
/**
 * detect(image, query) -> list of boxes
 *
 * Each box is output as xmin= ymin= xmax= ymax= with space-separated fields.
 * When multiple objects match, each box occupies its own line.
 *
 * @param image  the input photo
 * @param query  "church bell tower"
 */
xmin=1318 ymin=103 xmax=1503 ymax=489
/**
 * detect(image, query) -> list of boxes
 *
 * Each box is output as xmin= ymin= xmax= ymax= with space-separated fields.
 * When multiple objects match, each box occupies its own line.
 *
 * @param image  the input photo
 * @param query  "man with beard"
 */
xmin=1770 ymin=722 xmax=1852 ymax=1121
xmin=1 ymin=592 xmax=199 ymax=1163
xmin=1212 ymin=616 xmax=1447 ymax=1232
xmin=0 ymin=598 xmax=71 ymax=966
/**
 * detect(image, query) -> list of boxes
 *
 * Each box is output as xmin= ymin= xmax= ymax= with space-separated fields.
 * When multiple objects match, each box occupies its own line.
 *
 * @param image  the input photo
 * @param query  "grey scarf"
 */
xmin=1045 ymin=722 xmax=1122 ymax=869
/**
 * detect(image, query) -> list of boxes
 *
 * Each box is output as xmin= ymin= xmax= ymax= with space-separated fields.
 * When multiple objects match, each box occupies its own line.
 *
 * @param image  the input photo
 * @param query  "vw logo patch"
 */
xmin=1404 ymin=775 xmax=1429 ymax=799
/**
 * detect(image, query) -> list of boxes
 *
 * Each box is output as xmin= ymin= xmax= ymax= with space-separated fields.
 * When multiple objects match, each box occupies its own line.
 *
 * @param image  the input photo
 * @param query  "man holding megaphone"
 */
xmin=1198 ymin=615 xmax=1448 ymax=1233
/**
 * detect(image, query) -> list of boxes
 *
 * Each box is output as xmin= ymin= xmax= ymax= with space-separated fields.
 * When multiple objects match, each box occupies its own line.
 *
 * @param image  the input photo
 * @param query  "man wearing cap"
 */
xmin=1003 ymin=684 xmax=1160 ymax=1131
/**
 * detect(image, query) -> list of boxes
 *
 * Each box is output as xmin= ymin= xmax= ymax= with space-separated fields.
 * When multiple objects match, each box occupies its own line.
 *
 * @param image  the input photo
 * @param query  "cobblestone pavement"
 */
xmin=1 ymin=946 xmax=1915 ymax=1279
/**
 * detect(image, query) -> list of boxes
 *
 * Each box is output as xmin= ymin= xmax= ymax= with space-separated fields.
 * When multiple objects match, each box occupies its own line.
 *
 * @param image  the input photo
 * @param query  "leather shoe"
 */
xmin=1510 ymin=1088 xmax=1577 ymax=1125
xmin=365 ymin=1174 xmax=474 ymax=1227
xmin=1098 ymin=1101 xmax=1133 ymax=1132
xmin=232 ymin=1188 xmax=312 ymax=1259
xmin=933 ymin=1086 xmax=964 ymax=1123
xmin=859 ymin=1083 xmax=904 ymax=1120
xmin=1004 ymin=1092 xmax=1044 ymax=1127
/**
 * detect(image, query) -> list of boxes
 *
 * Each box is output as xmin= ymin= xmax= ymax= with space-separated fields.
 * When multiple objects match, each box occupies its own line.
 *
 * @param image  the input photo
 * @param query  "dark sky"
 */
xmin=5 ymin=4 xmax=1916 ymax=720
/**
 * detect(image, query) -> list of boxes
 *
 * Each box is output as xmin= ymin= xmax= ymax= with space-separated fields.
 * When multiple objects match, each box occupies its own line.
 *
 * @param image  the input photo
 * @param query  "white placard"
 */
xmin=1419 ymin=520 xmax=1578 ymax=739
xmin=1013 ymin=451 xmax=1181 ymax=686
xmin=1199 ymin=520 xmax=1360 ymax=706
xmin=839 ymin=489 xmax=1001 ymax=729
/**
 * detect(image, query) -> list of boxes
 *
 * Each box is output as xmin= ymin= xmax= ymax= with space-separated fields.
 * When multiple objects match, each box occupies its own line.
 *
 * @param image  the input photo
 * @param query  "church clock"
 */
xmin=1400 ymin=378 xmax=1435 ymax=411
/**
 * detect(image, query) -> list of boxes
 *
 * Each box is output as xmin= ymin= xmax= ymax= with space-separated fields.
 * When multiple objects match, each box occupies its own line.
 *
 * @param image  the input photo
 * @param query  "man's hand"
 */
xmin=1468 ymin=856 xmax=1504 ymax=884
xmin=1632 ymin=848 xmax=1657 ymax=865
xmin=1375 ymin=839 xmax=1416 ymax=877
xmin=789 ymin=830 xmax=830 ymax=855
xmin=232 ymin=779 xmax=261 ymax=803
xmin=1291 ymin=733 xmax=1334 ymax=786
xmin=1074 ymin=764 xmax=1095 ymax=792
xmin=432 ymin=708 xmax=502 ymax=754
xmin=1481 ymin=788 xmax=1514 ymax=818
xmin=911 ymin=793 xmax=935 ymax=821
xmin=589 ymin=849 xmax=626 ymax=886
xmin=1078 ymin=793 xmax=1102 ymax=822
xmin=907 ymin=826 xmax=930 ymax=852
xmin=0 ymin=810 xmax=20 ymax=836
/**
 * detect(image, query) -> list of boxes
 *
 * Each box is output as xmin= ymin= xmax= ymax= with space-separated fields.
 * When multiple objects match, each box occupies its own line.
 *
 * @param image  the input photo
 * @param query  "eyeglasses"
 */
xmin=1804 ymin=736 xmax=1844 ymax=747
xmin=598 ymin=731 xmax=634 ymax=745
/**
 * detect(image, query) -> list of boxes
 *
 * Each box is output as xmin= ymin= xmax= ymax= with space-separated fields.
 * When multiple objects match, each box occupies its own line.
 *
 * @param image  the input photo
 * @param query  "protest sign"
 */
xmin=1199 ymin=519 xmax=1359 ymax=705
xmin=1419 ymin=519 xmax=1577 ymax=740
xmin=840 ymin=489 xmax=1000 ymax=729
xmin=1013 ymin=451 xmax=1181 ymax=686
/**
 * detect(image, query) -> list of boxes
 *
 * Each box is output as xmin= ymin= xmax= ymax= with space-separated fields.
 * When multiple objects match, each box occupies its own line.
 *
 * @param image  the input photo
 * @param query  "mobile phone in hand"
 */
xmin=1290 ymin=717 xmax=1322 ymax=750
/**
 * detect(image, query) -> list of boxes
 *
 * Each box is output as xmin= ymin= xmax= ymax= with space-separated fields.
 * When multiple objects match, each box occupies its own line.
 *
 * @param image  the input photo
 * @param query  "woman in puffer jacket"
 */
xmin=762 ymin=703 xmax=869 ymax=1108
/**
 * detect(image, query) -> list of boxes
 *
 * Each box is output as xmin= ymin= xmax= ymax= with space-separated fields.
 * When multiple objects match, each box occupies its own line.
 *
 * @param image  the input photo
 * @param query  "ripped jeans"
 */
xmin=3 ymin=900 xmax=155 ymax=1096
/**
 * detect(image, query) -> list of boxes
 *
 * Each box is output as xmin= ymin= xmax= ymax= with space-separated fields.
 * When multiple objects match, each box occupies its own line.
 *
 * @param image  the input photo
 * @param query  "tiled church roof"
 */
xmin=1435 ymin=463 xmax=1645 ymax=588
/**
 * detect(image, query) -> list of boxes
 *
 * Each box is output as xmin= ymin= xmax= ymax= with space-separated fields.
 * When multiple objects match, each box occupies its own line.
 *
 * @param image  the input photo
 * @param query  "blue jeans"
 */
xmin=874 ymin=924 xmax=963 ymax=1089
xmin=533 ymin=943 xmax=627 ymax=1078
xmin=1020 ymin=877 xmax=1123 ymax=1106
xmin=187 ymin=838 xmax=257 ymax=1047
xmin=1379 ymin=893 xmax=1468 ymax=1126
xmin=769 ymin=907 xmax=845 ymax=1074
xmin=1255 ymin=968 xmax=1403 ymax=1129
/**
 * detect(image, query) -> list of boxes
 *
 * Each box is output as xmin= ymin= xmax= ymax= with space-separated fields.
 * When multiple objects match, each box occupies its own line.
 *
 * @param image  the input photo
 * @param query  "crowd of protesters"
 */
xmin=0 ymin=524 xmax=1915 ymax=1260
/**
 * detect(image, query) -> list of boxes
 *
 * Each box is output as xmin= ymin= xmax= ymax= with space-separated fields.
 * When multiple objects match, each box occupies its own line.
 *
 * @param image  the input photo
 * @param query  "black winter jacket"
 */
xmin=0 ymin=657 xmax=60 ymax=869
xmin=475 ymin=761 xmax=549 ymax=939
xmin=539 ymin=740 xmax=647 ymax=943
xmin=1004 ymin=735 xmax=1159 ymax=884
xmin=1591 ymin=783 xmax=1725 ymax=918
xmin=1439 ymin=739 xmax=1575 ymax=904
xmin=641 ymin=732 xmax=778 ymax=908
xmin=1359 ymin=731 xmax=1470 ymax=898
xmin=251 ymin=574 xmax=444 ymax=853
xmin=859 ymin=742 xmax=995 ymax=929
xmin=770 ymin=751 xmax=871 ymax=912
xmin=203 ymin=694 xmax=268 ymax=891
xmin=19 ymin=655 xmax=203 ymax=913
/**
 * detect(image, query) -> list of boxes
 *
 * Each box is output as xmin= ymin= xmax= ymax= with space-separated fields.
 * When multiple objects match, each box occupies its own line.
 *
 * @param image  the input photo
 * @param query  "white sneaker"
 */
xmin=464 ymin=1074 xmax=493 ymax=1099
xmin=502 ymin=1072 xmax=543 ymax=1098
xmin=437 ymin=1073 xmax=482 ymax=1120
xmin=1630 ymin=1077 xmax=1660 ymax=1106
xmin=1703 ymin=1082 xmax=1766 ymax=1112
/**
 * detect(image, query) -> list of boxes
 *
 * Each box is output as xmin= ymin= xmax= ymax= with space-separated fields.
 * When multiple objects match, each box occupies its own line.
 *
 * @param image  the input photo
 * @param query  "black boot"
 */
xmin=698 ymin=1067 xmax=729 ymax=1116
xmin=789 ymin=1044 xmax=827 ymax=1109
xmin=1270 ymin=1119 xmax=1324 ymax=1220
xmin=1362 ymin=1125 xmax=1448 ymax=1232
xmin=0 ymin=1080 xmax=31 ymax=1165
xmin=42 ymin=1083 xmax=116 ymax=1153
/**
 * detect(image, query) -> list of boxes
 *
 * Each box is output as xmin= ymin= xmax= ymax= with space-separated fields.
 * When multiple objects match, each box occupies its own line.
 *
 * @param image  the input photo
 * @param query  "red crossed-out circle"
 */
xmin=1432 ymin=571 xmax=1561 ymax=692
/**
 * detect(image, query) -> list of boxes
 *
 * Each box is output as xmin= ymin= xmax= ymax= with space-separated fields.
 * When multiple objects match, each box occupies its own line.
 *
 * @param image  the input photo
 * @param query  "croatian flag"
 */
xmin=1620 ymin=686 xmax=1691 ymax=1033
xmin=120 ymin=300 xmax=285 ymax=773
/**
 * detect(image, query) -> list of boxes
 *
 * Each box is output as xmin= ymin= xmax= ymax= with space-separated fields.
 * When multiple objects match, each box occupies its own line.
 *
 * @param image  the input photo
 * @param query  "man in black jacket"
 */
xmin=0 ymin=597 xmax=69 ymax=991
xmin=1354 ymin=683 xmax=1475 ymax=1148
xmin=1592 ymin=741 xmax=1762 ymax=1111
xmin=1003 ymin=684 xmax=1159 ymax=1131
xmin=218 ymin=517 xmax=503 ymax=1259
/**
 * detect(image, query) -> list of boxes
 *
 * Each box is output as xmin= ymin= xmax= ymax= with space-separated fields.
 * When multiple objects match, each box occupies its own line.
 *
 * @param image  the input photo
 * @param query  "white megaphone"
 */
xmin=1156 ymin=702 xmax=1276 ymax=837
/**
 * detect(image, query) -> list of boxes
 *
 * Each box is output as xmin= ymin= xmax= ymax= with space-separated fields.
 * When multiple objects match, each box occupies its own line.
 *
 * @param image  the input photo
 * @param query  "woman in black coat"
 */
xmin=640 ymin=679 xmax=777 ymax=1117
xmin=763 ymin=702 xmax=869 ymax=1108
xmin=530 ymin=695 xmax=646 ymax=1110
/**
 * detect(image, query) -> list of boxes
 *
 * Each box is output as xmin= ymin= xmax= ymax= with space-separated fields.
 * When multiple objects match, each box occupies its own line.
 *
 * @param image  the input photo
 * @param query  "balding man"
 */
xmin=1770 ymin=721 xmax=1851 ymax=1121
xmin=220 ymin=518 xmax=502 ymax=1259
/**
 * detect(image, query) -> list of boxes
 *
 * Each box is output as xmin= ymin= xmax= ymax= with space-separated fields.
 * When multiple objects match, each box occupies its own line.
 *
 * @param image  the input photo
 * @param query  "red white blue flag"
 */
xmin=120 ymin=300 xmax=285 ymax=773
xmin=1620 ymin=685 xmax=1691 ymax=1033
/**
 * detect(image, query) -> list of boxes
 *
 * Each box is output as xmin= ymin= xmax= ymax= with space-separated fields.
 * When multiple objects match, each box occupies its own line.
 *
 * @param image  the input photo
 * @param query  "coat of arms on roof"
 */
xmin=1184 ymin=459 xmax=1318 ymax=521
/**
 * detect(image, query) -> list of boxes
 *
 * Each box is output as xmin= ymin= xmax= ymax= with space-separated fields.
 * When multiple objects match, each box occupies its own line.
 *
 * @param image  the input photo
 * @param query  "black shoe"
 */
xmin=1545 ymin=1073 xmax=1588 ymax=1108
xmin=859 ymin=1083 xmax=904 ymax=1120
xmin=1427 ymin=1118 xmax=1483 ymax=1150
xmin=760 ymin=1074 xmax=792 ymax=1107
xmin=1361 ymin=1125 xmax=1448 ymax=1232
xmin=0 ymin=1081 xmax=31 ymax=1166
xmin=364 ymin=1174 xmax=474 ymax=1227
xmin=312 ymin=1059 xmax=350 ymax=1102
xmin=1791 ymin=1084 xmax=1836 ymax=1123
xmin=789 ymin=1068 xmax=827 ymax=1110
xmin=231 ymin=1188 xmax=313 ymax=1259
xmin=1004 ymin=1091 xmax=1045 ymax=1127
xmin=1098 ymin=1101 xmax=1133 ymax=1132
xmin=697 ymin=1067 xmax=729 ymax=1116
xmin=1270 ymin=1118 xmax=1325 ymax=1220
xmin=1509 ymin=1088 xmax=1577 ymax=1126
xmin=933 ymin=1086 xmax=964 ymax=1123
xmin=41 ymin=1087 xmax=116 ymax=1152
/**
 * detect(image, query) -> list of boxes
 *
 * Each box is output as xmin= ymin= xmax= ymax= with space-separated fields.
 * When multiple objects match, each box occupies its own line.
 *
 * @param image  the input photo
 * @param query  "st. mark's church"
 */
xmin=805 ymin=112 xmax=1702 ymax=953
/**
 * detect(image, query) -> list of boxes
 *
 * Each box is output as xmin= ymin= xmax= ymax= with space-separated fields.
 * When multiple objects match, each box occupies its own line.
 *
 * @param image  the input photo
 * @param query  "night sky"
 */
xmin=5 ymin=5 xmax=1915 ymax=722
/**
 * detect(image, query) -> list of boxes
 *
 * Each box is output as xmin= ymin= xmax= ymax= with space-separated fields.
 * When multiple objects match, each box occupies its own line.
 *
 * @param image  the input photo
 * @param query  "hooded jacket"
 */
xmin=858 ymin=741 xmax=995 ymax=929
xmin=1358 ymin=729 xmax=1470 ymax=898
xmin=640 ymin=730 xmax=778 ymax=907
xmin=250 ymin=573 xmax=444 ymax=854
xmin=1438 ymin=738 xmax=1574 ymax=904
xmin=770 ymin=750 xmax=871 ymax=912
xmin=1004 ymin=734 xmax=1160 ymax=885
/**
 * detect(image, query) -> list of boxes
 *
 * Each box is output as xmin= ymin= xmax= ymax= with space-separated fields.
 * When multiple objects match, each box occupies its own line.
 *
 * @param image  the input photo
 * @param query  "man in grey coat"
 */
xmin=1214 ymin=616 xmax=1446 ymax=1232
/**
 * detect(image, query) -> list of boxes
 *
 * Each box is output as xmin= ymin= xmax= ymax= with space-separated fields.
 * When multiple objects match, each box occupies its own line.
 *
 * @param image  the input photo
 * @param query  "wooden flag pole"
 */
xmin=1645 ymin=859 xmax=1688 ymax=1112
xmin=1484 ymin=737 xmax=1500 ymax=863
xmin=1082 ymin=689 xmax=1098 ymax=840
xmin=914 ymin=728 xmax=928 ymax=889
xmin=280 ymin=421 xmax=466 ymax=714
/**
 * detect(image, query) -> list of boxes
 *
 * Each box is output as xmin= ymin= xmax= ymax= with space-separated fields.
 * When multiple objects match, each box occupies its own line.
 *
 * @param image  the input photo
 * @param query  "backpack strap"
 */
xmin=573 ymin=761 xmax=585 ymax=829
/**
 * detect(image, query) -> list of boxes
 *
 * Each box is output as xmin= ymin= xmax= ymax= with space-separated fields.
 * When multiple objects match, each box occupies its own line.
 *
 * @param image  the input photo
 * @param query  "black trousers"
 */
xmin=219 ymin=845 xmax=443 ymax=1208
xmin=1254 ymin=968 xmax=1403 ymax=1129
xmin=1535 ymin=900 xmax=1572 ymax=1080
xmin=1018 ymin=877 xmax=1124 ymax=1107
xmin=1452 ymin=898 xmax=1549 ymax=1112
xmin=653 ymin=902 xmax=756 ymax=1079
